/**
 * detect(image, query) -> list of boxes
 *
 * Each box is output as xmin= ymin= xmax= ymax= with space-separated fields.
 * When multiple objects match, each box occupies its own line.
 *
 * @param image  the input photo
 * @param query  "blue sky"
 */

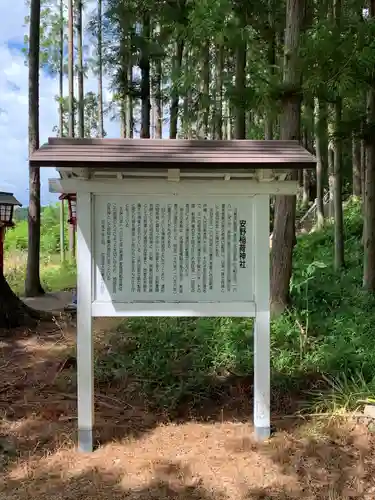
xmin=0 ymin=0 xmax=121 ymax=206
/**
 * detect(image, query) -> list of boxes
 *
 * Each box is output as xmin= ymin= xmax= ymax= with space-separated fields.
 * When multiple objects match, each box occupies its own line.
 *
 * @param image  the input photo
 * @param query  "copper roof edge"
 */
xmin=29 ymin=138 xmax=316 ymax=169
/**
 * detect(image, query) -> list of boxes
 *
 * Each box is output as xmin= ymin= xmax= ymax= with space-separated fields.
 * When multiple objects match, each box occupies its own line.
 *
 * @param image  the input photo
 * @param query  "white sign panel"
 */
xmin=93 ymin=195 xmax=254 ymax=303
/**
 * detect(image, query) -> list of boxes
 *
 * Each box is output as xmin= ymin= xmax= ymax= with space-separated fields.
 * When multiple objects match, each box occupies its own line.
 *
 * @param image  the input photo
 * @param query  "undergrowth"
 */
xmin=5 ymin=253 xmax=76 ymax=296
xmin=96 ymin=197 xmax=374 ymax=413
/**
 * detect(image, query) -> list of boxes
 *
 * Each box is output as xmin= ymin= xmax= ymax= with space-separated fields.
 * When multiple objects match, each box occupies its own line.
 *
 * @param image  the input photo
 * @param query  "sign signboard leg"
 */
xmin=253 ymin=195 xmax=271 ymax=440
xmin=76 ymin=193 xmax=94 ymax=452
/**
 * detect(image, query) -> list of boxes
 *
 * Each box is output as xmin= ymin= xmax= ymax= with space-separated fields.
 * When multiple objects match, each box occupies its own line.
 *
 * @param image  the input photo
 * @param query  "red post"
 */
xmin=0 ymin=226 xmax=4 ymax=272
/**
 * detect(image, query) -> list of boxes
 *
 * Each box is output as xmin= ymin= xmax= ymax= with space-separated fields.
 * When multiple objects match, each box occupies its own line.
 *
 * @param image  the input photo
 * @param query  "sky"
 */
xmin=0 ymin=0 xmax=120 ymax=207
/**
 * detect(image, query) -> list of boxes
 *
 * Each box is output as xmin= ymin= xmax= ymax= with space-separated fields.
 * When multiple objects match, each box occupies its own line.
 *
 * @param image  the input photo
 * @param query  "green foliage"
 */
xmin=5 ymin=204 xmax=69 ymax=255
xmin=5 ymin=255 xmax=76 ymax=296
xmin=4 ymin=203 xmax=76 ymax=296
xmin=94 ymin=198 xmax=375 ymax=412
xmin=96 ymin=316 xmax=253 ymax=409
xmin=304 ymin=371 xmax=375 ymax=415
xmin=53 ymin=92 xmax=107 ymax=138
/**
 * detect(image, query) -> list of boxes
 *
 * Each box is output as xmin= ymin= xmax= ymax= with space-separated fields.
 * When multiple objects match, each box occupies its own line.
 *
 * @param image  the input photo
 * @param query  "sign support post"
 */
xmin=253 ymin=194 xmax=270 ymax=440
xmin=76 ymin=192 xmax=94 ymax=452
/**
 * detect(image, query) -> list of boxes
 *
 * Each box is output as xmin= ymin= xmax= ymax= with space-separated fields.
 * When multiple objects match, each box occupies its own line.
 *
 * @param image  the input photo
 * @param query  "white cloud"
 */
xmin=0 ymin=0 xmax=121 ymax=206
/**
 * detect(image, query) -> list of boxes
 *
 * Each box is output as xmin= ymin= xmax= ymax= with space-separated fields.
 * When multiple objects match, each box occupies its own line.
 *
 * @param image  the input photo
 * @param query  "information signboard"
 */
xmin=94 ymin=195 xmax=254 ymax=303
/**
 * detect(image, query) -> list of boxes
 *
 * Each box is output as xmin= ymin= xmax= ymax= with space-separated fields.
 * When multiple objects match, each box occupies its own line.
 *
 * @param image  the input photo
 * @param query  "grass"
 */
xmin=4 ymin=252 xmax=76 ymax=296
xmin=1 ymin=320 xmax=375 ymax=500
xmin=1 ymin=200 xmax=375 ymax=499
xmin=5 ymin=196 xmax=375 ymax=414
xmin=94 ymin=197 xmax=375 ymax=414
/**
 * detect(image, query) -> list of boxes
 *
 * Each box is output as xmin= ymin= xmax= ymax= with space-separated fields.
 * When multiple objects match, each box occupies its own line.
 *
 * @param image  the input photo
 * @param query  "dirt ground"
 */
xmin=1 ymin=319 xmax=375 ymax=500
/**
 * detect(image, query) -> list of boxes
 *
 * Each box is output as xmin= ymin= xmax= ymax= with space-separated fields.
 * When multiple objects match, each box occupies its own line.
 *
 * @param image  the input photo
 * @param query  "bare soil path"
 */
xmin=22 ymin=291 xmax=73 ymax=313
xmin=0 ymin=320 xmax=374 ymax=500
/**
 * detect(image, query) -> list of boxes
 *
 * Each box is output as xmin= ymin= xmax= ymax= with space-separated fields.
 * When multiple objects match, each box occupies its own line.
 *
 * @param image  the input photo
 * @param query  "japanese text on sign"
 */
xmin=94 ymin=196 xmax=253 ymax=303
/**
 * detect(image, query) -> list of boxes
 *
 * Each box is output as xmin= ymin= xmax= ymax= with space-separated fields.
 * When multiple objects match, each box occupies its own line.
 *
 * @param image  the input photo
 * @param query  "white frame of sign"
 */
xmin=52 ymin=176 xmax=298 ymax=453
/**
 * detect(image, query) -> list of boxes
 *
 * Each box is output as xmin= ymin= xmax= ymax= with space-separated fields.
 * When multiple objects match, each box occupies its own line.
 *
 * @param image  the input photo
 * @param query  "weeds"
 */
xmin=96 ymin=197 xmax=375 ymax=413
xmin=4 ymin=253 xmax=76 ymax=296
xmin=7 ymin=196 xmax=375 ymax=414
xmin=303 ymin=371 xmax=375 ymax=415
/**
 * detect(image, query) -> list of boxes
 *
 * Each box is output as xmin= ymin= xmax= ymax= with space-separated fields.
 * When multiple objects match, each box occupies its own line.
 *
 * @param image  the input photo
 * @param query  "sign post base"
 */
xmin=78 ymin=428 xmax=93 ymax=453
xmin=254 ymin=426 xmax=271 ymax=441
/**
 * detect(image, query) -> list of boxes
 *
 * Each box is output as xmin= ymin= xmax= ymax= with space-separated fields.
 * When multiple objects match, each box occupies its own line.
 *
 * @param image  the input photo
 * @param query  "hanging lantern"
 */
xmin=0 ymin=191 xmax=21 ymax=227
xmin=59 ymin=193 xmax=77 ymax=227
xmin=0 ymin=191 xmax=22 ymax=272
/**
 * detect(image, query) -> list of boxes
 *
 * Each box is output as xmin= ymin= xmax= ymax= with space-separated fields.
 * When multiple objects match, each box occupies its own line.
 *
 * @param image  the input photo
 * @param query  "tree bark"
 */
xmin=333 ymin=98 xmax=345 ymax=269
xmin=126 ymin=61 xmax=133 ymax=138
xmin=76 ymin=0 xmax=84 ymax=138
xmin=120 ymin=103 xmax=126 ymax=138
xmin=265 ymin=0 xmax=276 ymax=140
xmin=155 ymin=57 xmax=162 ymax=138
xmin=332 ymin=0 xmax=345 ymax=270
xmin=213 ymin=44 xmax=224 ymax=140
xmin=352 ymin=134 xmax=361 ymax=197
xmin=69 ymin=223 xmax=76 ymax=260
xmin=315 ymin=98 xmax=328 ymax=228
xmin=169 ymin=39 xmax=184 ymax=139
xmin=25 ymin=0 xmax=44 ymax=297
xmin=59 ymin=0 xmax=64 ymax=137
xmin=1 ymin=269 xmax=39 ymax=329
xmin=363 ymin=0 xmax=375 ymax=290
xmin=328 ymin=143 xmax=334 ymax=218
xmin=302 ymin=97 xmax=314 ymax=208
xmin=270 ymin=0 xmax=304 ymax=315
xmin=234 ymin=38 xmax=246 ymax=139
xmin=361 ymin=120 xmax=366 ymax=199
xmin=68 ymin=0 xmax=74 ymax=137
xmin=97 ymin=0 xmax=104 ymax=138
xmin=200 ymin=40 xmax=210 ymax=138
xmin=182 ymin=49 xmax=193 ymax=139
xmin=140 ymin=12 xmax=151 ymax=139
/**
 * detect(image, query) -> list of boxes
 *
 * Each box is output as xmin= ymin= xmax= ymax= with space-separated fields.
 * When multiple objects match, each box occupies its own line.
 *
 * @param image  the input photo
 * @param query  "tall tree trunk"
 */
xmin=361 ymin=119 xmax=366 ymax=199
xmin=182 ymin=49 xmax=192 ymax=139
xmin=76 ymin=0 xmax=84 ymax=138
xmin=26 ymin=0 xmax=44 ymax=297
xmin=352 ymin=134 xmax=361 ymax=197
xmin=270 ymin=0 xmax=304 ymax=315
xmin=120 ymin=103 xmax=126 ymax=138
xmin=1 ymin=269 xmax=43 ymax=328
xmin=333 ymin=98 xmax=345 ymax=269
xmin=68 ymin=0 xmax=74 ymax=137
xmin=302 ymin=98 xmax=314 ymax=208
xmin=234 ymin=38 xmax=246 ymax=139
xmin=315 ymin=98 xmax=328 ymax=228
xmin=213 ymin=44 xmax=224 ymax=140
xmin=200 ymin=40 xmax=210 ymax=138
xmin=333 ymin=0 xmax=344 ymax=270
xmin=265 ymin=0 xmax=276 ymax=140
xmin=328 ymin=143 xmax=334 ymax=218
xmin=302 ymin=124 xmax=310 ymax=208
xmin=127 ymin=62 xmax=133 ymax=138
xmin=119 ymin=32 xmax=129 ymax=138
xmin=59 ymin=0 xmax=64 ymax=137
xmin=140 ymin=12 xmax=150 ymax=139
xmin=169 ymin=39 xmax=184 ymax=139
xmin=155 ymin=57 xmax=162 ymax=138
xmin=97 ymin=0 xmax=104 ymax=138
xmin=363 ymin=0 xmax=375 ymax=289
xmin=225 ymin=99 xmax=233 ymax=139
xmin=69 ymin=223 xmax=76 ymax=260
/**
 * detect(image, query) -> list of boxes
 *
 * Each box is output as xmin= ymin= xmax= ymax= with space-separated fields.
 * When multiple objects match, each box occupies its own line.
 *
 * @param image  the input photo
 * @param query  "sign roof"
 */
xmin=29 ymin=138 xmax=316 ymax=171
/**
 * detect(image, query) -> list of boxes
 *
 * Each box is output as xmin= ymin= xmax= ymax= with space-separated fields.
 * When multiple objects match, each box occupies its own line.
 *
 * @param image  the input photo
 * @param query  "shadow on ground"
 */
xmin=0 ymin=317 xmax=328 ymax=451
xmin=1 ymin=319 xmax=375 ymax=498
xmin=1 ymin=423 xmax=375 ymax=499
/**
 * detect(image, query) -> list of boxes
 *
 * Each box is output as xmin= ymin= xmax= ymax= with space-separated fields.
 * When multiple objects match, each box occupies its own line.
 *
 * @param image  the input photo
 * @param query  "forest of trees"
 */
xmin=1 ymin=0 xmax=375 ymax=327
